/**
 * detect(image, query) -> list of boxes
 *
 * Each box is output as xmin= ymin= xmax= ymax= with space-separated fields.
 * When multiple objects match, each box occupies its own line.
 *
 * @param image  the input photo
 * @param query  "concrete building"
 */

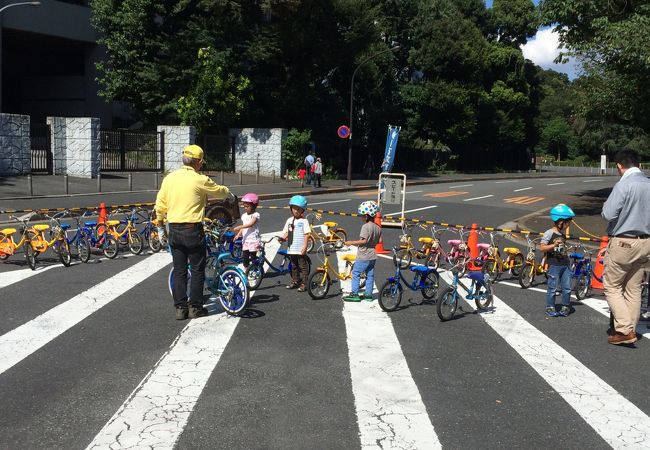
xmin=0 ymin=0 xmax=113 ymax=125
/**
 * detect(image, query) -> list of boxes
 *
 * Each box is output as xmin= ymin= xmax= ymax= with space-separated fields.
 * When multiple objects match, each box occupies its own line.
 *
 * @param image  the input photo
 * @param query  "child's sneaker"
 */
xmin=297 ymin=285 xmax=306 ymax=292
xmin=545 ymin=306 xmax=559 ymax=317
xmin=286 ymin=282 xmax=299 ymax=289
xmin=343 ymin=293 xmax=362 ymax=302
xmin=558 ymin=305 xmax=571 ymax=317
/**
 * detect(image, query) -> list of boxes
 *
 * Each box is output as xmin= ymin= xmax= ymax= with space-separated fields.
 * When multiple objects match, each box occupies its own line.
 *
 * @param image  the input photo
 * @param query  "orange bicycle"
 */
xmin=6 ymin=213 xmax=72 ymax=270
xmin=0 ymin=215 xmax=32 ymax=262
xmin=106 ymin=208 xmax=143 ymax=255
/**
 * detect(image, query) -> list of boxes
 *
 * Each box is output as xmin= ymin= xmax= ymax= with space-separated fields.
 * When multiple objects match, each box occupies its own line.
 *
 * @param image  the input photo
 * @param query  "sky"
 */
xmin=485 ymin=0 xmax=580 ymax=79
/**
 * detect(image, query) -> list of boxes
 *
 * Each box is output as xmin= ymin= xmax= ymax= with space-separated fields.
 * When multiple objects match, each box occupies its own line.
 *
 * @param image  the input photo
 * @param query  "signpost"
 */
xmin=600 ymin=154 xmax=607 ymax=175
xmin=378 ymin=172 xmax=406 ymax=228
xmin=337 ymin=125 xmax=350 ymax=139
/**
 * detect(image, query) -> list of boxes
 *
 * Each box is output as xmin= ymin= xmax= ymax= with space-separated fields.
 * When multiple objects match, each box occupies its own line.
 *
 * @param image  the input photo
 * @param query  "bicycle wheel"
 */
xmin=58 ymin=240 xmax=72 ymax=267
xmin=426 ymin=252 xmax=440 ymax=269
xmin=575 ymin=273 xmax=591 ymax=300
xmin=378 ymin=280 xmax=402 ymax=312
xmin=485 ymin=259 xmax=499 ymax=282
xmin=306 ymin=235 xmax=316 ymax=253
xmin=393 ymin=248 xmax=412 ymax=269
xmin=421 ymin=271 xmax=440 ymax=300
xmin=307 ymin=271 xmax=330 ymax=299
xmin=148 ymin=229 xmax=162 ymax=253
xmin=103 ymin=236 xmax=119 ymax=259
xmin=333 ymin=229 xmax=347 ymax=243
xmin=519 ymin=263 xmax=535 ymax=289
xmin=437 ymin=287 xmax=458 ymax=321
xmin=231 ymin=241 xmax=243 ymax=260
xmin=115 ymin=223 xmax=128 ymax=246
xmin=219 ymin=268 xmax=250 ymax=315
xmin=127 ymin=231 xmax=143 ymax=255
xmin=24 ymin=241 xmax=36 ymax=270
xmin=511 ymin=253 xmax=524 ymax=277
xmin=77 ymin=237 xmax=91 ymax=263
xmin=245 ymin=263 xmax=264 ymax=290
xmin=474 ymin=279 xmax=493 ymax=310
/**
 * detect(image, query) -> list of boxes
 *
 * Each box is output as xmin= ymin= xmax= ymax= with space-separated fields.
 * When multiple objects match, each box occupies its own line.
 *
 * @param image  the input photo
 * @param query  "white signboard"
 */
xmin=385 ymin=178 xmax=403 ymax=204
xmin=600 ymin=155 xmax=607 ymax=171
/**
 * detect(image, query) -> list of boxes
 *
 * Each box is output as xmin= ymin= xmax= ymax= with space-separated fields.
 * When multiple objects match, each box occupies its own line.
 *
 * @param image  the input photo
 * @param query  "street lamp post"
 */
xmin=347 ymin=45 xmax=399 ymax=186
xmin=0 ymin=1 xmax=40 ymax=14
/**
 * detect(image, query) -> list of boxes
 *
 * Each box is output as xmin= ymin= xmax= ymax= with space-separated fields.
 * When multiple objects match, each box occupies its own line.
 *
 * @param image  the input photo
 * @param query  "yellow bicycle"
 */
xmin=482 ymin=232 xmax=524 ymax=282
xmin=393 ymin=222 xmax=434 ymax=269
xmin=518 ymin=234 xmax=548 ymax=289
xmin=0 ymin=215 xmax=32 ymax=261
xmin=15 ymin=213 xmax=72 ymax=270
xmin=307 ymin=242 xmax=365 ymax=299
xmin=106 ymin=208 xmax=144 ymax=255
xmin=306 ymin=213 xmax=347 ymax=253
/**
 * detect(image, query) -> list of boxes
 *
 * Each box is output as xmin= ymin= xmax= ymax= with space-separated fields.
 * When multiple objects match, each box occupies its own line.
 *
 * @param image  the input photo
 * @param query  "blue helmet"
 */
xmin=289 ymin=195 xmax=308 ymax=210
xmin=549 ymin=204 xmax=575 ymax=222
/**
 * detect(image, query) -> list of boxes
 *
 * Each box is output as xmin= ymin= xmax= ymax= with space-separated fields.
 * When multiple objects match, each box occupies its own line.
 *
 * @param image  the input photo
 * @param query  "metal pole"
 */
xmin=220 ymin=170 xmax=224 ymax=185
xmin=97 ymin=173 xmax=102 ymax=192
xmin=154 ymin=172 xmax=159 ymax=189
xmin=64 ymin=174 xmax=68 ymax=194
xmin=128 ymin=173 xmax=133 ymax=191
xmin=238 ymin=171 xmax=243 ymax=185
xmin=272 ymin=170 xmax=276 ymax=183
xmin=285 ymin=169 xmax=289 ymax=180
xmin=27 ymin=174 xmax=33 ymax=196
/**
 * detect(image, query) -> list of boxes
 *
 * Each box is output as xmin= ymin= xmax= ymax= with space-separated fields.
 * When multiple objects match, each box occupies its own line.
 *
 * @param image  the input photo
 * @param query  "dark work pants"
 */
xmin=314 ymin=174 xmax=322 ymax=187
xmin=289 ymin=254 xmax=309 ymax=286
xmin=169 ymin=223 xmax=206 ymax=309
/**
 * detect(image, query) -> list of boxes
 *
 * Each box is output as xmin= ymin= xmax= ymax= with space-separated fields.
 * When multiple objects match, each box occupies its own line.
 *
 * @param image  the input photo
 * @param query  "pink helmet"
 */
xmin=241 ymin=193 xmax=259 ymax=205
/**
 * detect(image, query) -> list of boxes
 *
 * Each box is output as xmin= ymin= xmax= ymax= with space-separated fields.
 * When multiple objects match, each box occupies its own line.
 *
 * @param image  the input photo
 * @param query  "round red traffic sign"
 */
xmin=337 ymin=125 xmax=350 ymax=139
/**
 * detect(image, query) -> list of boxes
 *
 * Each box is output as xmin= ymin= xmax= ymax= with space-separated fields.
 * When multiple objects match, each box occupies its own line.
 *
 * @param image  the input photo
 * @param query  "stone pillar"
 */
xmin=47 ymin=117 xmax=100 ymax=178
xmin=230 ymin=128 xmax=286 ymax=177
xmin=158 ymin=125 xmax=195 ymax=172
xmin=0 ymin=113 xmax=30 ymax=175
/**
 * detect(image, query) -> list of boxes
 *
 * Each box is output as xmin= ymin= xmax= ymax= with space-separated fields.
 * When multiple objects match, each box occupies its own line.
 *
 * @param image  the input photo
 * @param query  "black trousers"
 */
xmin=289 ymin=254 xmax=309 ymax=286
xmin=314 ymin=174 xmax=322 ymax=187
xmin=169 ymin=223 xmax=206 ymax=309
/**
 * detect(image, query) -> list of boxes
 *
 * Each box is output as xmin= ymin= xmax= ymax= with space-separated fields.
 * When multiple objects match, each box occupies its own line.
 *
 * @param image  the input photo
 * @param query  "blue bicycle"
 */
xmin=75 ymin=210 xmax=119 ymax=262
xmin=437 ymin=261 xmax=493 ymax=321
xmin=569 ymin=244 xmax=604 ymax=300
xmin=379 ymin=247 xmax=440 ymax=312
xmin=246 ymin=236 xmax=312 ymax=289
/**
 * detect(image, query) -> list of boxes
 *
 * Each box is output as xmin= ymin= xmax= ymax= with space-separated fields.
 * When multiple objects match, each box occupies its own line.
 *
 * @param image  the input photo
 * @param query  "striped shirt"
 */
xmin=283 ymin=217 xmax=311 ymax=255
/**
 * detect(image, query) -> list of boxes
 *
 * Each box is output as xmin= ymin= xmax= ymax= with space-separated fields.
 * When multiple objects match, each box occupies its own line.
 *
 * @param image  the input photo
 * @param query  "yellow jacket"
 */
xmin=155 ymin=166 xmax=230 ymax=223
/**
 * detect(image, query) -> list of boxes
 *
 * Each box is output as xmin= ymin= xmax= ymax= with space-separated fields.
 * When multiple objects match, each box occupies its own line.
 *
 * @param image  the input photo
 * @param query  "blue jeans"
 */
xmin=351 ymin=259 xmax=375 ymax=297
xmin=546 ymin=264 xmax=571 ymax=308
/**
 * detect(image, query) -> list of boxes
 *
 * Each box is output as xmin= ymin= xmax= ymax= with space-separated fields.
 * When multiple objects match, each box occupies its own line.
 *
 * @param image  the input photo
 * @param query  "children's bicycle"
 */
xmin=393 ymin=222 xmax=435 ymax=269
xmin=569 ymin=244 xmax=605 ymax=300
xmin=307 ymin=242 xmax=363 ymax=299
xmin=76 ymin=210 xmax=119 ymax=262
xmin=378 ymin=246 xmax=440 ymax=312
xmin=445 ymin=227 xmax=472 ymax=277
xmin=482 ymin=231 xmax=524 ymax=282
xmin=0 ymin=215 xmax=33 ymax=261
xmin=437 ymin=260 xmax=493 ymax=321
xmin=518 ymin=235 xmax=548 ymax=289
xmin=306 ymin=213 xmax=347 ymax=253
xmin=245 ymin=236 xmax=311 ymax=290
xmin=17 ymin=213 xmax=72 ymax=270
xmin=107 ymin=208 xmax=144 ymax=255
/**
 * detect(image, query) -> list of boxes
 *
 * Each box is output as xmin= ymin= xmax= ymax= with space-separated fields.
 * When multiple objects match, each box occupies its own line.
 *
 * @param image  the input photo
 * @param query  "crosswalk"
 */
xmin=2 ymin=236 xmax=650 ymax=449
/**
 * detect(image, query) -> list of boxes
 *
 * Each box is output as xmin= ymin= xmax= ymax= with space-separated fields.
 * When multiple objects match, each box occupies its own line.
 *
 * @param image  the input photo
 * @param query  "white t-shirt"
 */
xmin=283 ymin=217 xmax=311 ymax=255
xmin=241 ymin=212 xmax=260 ymax=245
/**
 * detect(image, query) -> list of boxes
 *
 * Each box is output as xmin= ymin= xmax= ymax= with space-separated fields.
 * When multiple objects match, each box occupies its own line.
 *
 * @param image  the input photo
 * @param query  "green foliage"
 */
xmin=282 ymin=128 xmax=312 ymax=170
xmin=490 ymin=0 xmax=538 ymax=46
xmin=538 ymin=117 xmax=578 ymax=160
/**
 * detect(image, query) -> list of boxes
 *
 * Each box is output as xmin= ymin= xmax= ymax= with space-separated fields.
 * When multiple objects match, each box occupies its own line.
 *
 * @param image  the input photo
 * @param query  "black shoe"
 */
xmin=175 ymin=307 xmax=188 ymax=320
xmin=188 ymin=305 xmax=208 ymax=319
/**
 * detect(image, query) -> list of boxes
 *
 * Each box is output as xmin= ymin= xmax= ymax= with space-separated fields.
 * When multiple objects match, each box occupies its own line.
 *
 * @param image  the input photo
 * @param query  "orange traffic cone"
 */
xmin=467 ymin=223 xmax=481 ymax=271
xmin=374 ymin=212 xmax=390 ymax=255
xmin=97 ymin=202 xmax=108 ymax=236
xmin=591 ymin=236 xmax=608 ymax=289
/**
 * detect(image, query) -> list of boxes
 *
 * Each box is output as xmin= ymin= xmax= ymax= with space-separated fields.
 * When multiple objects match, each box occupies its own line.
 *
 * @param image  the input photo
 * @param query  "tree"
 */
xmin=538 ymin=117 xmax=577 ymax=161
xmin=489 ymin=0 xmax=537 ymax=46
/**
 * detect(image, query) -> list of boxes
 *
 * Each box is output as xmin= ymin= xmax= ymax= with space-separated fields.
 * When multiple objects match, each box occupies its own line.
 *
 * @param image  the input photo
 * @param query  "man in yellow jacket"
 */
xmin=155 ymin=144 xmax=230 ymax=320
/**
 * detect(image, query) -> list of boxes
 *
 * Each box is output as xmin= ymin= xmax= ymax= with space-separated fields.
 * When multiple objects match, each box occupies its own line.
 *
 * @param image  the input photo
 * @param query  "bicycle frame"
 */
xmin=0 ymin=215 xmax=32 ymax=258
xmin=312 ymin=242 xmax=354 ymax=283
xmin=483 ymin=231 xmax=524 ymax=280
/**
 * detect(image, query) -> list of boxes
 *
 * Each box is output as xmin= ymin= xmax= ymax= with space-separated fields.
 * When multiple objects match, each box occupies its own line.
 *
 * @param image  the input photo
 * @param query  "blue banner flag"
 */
xmin=381 ymin=125 xmax=401 ymax=173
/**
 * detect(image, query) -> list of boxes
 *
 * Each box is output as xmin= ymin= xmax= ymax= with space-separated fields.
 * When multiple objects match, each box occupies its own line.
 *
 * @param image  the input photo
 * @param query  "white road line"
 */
xmin=514 ymin=187 xmax=533 ymax=192
xmin=87 ymin=235 xmax=281 ymax=450
xmin=495 ymin=180 xmax=519 ymax=184
xmin=463 ymin=195 xmax=494 ymax=202
xmin=343 ymin=284 xmax=440 ymax=449
xmin=0 ymin=253 xmax=138 ymax=291
xmin=583 ymin=179 xmax=603 ymax=183
xmin=449 ymin=184 xmax=473 ymax=188
xmin=406 ymin=190 xmax=423 ymax=194
xmin=547 ymin=182 xmax=566 ymax=186
xmin=440 ymin=271 xmax=650 ymax=448
xmin=384 ymin=205 xmax=438 ymax=216
xmin=309 ymin=199 xmax=352 ymax=206
xmin=0 ymin=252 xmax=169 ymax=376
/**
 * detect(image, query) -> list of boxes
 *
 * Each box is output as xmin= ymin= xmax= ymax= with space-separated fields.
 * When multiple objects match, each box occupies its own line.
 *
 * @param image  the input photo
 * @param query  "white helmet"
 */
xmin=358 ymin=201 xmax=379 ymax=217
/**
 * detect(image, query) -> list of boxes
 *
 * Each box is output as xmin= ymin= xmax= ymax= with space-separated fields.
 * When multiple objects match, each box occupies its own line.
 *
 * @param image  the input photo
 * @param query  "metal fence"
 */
xmin=197 ymin=134 xmax=234 ymax=172
xmin=100 ymin=130 xmax=164 ymax=172
xmin=30 ymin=123 xmax=52 ymax=174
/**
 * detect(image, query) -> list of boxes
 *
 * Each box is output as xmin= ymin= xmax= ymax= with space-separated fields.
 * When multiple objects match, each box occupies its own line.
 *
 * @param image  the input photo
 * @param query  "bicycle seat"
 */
xmin=418 ymin=237 xmax=433 ymax=244
xmin=341 ymin=254 xmax=356 ymax=262
xmin=106 ymin=220 xmax=121 ymax=226
xmin=409 ymin=265 xmax=430 ymax=273
xmin=84 ymin=221 xmax=97 ymax=227
xmin=0 ymin=228 xmax=16 ymax=235
xmin=447 ymin=239 xmax=462 ymax=246
xmin=324 ymin=221 xmax=338 ymax=228
xmin=570 ymin=252 xmax=584 ymax=259
xmin=277 ymin=249 xmax=287 ymax=256
xmin=60 ymin=224 xmax=71 ymax=230
xmin=33 ymin=224 xmax=50 ymax=231
xmin=477 ymin=243 xmax=490 ymax=250
xmin=504 ymin=247 xmax=520 ymax=255
xmin=223 ymin=231 xmax=235 ymax=239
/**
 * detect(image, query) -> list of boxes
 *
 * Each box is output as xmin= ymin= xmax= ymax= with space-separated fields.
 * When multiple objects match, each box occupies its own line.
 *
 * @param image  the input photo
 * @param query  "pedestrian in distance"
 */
xmin=298 ymin=164 xmax=306 ymax=188
xmin=343 ymin=201 xmax=382 ymax=302
xmin=602 ymin=149 xmax=650 ymax=345
xmin=363 ymin=154 xmax=374 ymax=179
xmin=304 ymin=152 xmax=315 ymax=186
xmin=539 ymin=204 xmax=576 ymax=317
xmin=281 ymin=195 xmax=311 ymax=292
xmin=155 ymin=144 xmax=231 ymax=320
xmin=233 ymin=193 xmax=261 ymax=272
xmin=313 ymin=157 xmax=323 ymax=188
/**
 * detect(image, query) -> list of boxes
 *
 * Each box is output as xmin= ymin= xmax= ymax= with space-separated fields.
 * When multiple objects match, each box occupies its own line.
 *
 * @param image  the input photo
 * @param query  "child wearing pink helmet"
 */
xmin=234 ymin=193 xmax=261 ymax=270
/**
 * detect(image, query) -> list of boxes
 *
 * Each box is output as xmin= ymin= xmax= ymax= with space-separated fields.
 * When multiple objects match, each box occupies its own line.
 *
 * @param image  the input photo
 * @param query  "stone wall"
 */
xmin=159 ymin=125 xmax=195 ymax=172
xmin=47 ymin=117 xmax=100 ymax=178
xmin=230 ymin=128 xmax=286 ymax=177
xmin=0 ymin=114 xmax=30 ymax=175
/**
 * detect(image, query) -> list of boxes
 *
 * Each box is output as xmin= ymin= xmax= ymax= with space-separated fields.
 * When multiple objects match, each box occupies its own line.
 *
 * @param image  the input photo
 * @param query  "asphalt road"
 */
xmin=5 ymin=175 xmax=650 ymax=449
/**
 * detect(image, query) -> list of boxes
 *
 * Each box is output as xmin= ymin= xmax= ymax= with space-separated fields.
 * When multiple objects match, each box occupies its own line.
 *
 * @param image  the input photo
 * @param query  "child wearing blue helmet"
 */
xmin=540 ymin=204 xmax=576 ymax=317
xmin=281 ymin=195 xmax=311 ymax=291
